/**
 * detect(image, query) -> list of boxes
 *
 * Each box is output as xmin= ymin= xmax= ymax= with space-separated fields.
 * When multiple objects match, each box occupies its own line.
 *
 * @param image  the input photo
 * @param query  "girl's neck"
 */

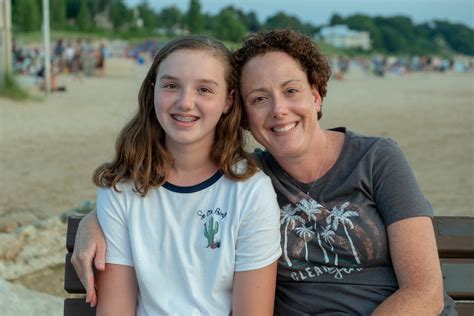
xmin=166 ymin=142 xmax=218 ymax=186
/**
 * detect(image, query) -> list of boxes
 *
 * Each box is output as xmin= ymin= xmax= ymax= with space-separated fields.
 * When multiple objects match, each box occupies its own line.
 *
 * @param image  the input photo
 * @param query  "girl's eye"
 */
xmin=252 ymin=96 xmax=266 ymax=104
xmin=162 ymin=83 xmax=178 ymax=89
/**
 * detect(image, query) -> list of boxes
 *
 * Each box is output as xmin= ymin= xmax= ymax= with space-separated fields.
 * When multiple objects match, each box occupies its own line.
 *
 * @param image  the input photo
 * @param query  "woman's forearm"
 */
xmin=372 ymin=285 xmax=443 ymax=316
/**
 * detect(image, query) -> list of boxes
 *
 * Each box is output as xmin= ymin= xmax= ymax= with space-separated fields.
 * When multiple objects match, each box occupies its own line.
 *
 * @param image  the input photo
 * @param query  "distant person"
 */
xmin=62 ymin=41 xmax=75 ymax=74
xmin=83 ymin=39 xmax=96 ymax=77
xmin=95 ymin=43 xmax=107 ymax=77
xmin=75 ymin=35 xmax=281 ymax=315
xmin=37 ymin=60 xmax=66 ymax=92
xmin=71 ymin=39 xmax=84 ymax=79
xmin=73 ymin=29 xmax=455 ymax=315
xmin=53 ymin=39 xmax=65 ymax=72
xmin=335 ymin=55 xmax=350 ymax=80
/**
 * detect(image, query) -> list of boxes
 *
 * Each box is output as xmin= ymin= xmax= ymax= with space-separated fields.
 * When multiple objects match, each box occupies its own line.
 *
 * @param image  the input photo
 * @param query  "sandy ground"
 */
xmin=0 ymin=58 xmax=473 ymax=303
xmin=1 ymin=58 xmax=473 ymax=229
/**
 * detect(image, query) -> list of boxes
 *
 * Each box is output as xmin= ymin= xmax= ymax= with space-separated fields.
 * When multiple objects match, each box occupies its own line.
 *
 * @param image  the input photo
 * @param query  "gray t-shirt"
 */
xmin=255 ymin=128 xmax=455 ymax=315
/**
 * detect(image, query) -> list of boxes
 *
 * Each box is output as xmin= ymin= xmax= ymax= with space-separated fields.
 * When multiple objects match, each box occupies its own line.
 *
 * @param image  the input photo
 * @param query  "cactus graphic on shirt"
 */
xmin=204 ymin=216 xmax=220 ymax=248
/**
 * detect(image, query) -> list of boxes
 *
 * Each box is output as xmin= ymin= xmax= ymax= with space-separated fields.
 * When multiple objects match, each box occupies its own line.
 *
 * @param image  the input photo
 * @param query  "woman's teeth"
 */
xmin=272 ymin=123 xmax=296 ymax=132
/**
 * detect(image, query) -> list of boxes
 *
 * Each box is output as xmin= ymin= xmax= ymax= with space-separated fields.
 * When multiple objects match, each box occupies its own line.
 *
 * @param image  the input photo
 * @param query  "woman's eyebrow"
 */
xmin=281 ymin=79 xmax=303 ymax=86
xmin=245 ymin=79 xmax=303 ymax=95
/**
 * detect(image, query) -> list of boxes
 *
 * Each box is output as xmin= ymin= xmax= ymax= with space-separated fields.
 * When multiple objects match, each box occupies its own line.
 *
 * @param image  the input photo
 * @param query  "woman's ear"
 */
xmin=223 ymin=90 xmax=235 ymax=114
xmin=311 ymin=85 xmax=322 ymax=113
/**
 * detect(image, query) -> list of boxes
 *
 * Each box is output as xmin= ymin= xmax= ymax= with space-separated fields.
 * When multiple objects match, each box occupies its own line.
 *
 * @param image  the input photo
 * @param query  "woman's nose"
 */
xmin=272 ymin=95 xmax=289 ymax=118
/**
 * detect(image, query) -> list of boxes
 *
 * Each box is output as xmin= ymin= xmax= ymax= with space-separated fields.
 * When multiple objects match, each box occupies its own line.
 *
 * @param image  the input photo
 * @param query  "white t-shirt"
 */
xmin=97 ymin=168 xmax=282 ymax=316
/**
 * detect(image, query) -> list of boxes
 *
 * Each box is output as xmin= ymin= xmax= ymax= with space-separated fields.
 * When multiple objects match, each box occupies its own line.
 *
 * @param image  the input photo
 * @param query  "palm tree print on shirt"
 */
xmin=280 ymin=204 xmax=304 ymax=267
xmin=321 ymin=225 xmax=338 ymax=265
xmin=280 ymin=198 xmax=361 ymax=268
xmin=295 ymin=225 xmax=315 ymax=261
xmin=297 ymin=199 xmax=329 ymax=263
xmin=326 ymin=202 xmax=361 ymax=264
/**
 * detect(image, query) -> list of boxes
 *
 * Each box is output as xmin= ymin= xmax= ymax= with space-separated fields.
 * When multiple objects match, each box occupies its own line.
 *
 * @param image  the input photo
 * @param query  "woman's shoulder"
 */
xmin=251 ymin=148 xmax=273 ymax=168
xmin=342 ymin=128 xmax=400 ymax=154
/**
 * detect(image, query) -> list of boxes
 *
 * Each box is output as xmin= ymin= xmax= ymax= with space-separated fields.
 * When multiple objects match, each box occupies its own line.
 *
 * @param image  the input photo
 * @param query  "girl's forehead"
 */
xmin=170 ymin=48 xmax=226 ymax=62
xmin=157 ymin=49 xmax=228 ymax=71
xmin=154 ymin=49 xmax=228 ymax=85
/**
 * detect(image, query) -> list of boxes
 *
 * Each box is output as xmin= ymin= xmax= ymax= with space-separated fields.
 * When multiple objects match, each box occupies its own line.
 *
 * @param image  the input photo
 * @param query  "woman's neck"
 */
xmin=273 ymin=129 xmax=344 ymax=183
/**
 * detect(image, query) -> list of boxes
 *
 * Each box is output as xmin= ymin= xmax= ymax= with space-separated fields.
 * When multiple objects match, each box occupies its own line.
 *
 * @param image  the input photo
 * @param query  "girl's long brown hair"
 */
xmin=93 ymin=35 xmax=258 ymax=195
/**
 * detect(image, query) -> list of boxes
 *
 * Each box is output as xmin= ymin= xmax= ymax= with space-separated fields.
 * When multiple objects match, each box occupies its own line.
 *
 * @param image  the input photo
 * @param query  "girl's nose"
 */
xmin=177 ymin=89 xmax=194 ymax=111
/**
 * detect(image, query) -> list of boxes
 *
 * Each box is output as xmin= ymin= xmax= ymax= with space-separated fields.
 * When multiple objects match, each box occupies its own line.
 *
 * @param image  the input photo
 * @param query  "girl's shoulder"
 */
xmin=231 ymin=159 xmax=250 ymax=175
xmin=97 ymin=180 xmax=138 ymax=197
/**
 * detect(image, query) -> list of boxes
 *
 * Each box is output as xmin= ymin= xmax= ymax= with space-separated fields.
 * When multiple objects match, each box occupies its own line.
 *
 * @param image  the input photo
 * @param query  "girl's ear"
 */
xmin=310 ymin=85 xmax=322 ymax=113
xmin=223 ymin=90 xmax=235 ymax=114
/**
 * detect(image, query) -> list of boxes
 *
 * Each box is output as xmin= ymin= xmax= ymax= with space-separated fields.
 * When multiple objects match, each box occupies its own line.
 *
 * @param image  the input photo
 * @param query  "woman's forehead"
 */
xmin=242 ymin=52 xmax=305 ymax=77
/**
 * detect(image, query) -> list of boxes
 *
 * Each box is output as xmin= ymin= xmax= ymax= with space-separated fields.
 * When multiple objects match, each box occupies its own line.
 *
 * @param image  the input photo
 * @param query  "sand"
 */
xmin=1 ymin=58 xmax=473 ymax=229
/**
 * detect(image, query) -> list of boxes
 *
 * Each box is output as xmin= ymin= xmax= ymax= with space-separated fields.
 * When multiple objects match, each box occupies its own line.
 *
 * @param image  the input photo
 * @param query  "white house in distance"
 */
xmin=318 ymin=25 xmax=371 ymax=50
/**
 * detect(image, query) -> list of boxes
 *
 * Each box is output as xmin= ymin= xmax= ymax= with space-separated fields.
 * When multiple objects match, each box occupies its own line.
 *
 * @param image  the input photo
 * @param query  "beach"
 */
xmin=0 ymin=58 xmax=473 ymax=313
xmin=1 ymin=59 xmax=472 ymax=223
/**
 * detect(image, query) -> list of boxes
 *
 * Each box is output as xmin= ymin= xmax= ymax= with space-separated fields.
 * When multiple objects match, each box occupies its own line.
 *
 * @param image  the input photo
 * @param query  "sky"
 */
xmin=125 ymin=0 xmax=474 ymax=28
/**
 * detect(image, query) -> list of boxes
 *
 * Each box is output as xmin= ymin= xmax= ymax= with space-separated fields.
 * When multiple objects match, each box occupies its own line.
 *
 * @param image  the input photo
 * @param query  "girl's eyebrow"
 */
xmin=158 ymin=75 xmax=219 ymax=86
xmin=158 ymin=74 xmax=178 ymax=82
xmin=197 ymin=79 xmax=220 ymax=87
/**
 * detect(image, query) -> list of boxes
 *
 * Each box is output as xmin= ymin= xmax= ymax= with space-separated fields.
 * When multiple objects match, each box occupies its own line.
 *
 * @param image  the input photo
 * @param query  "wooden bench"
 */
xmin=63 ymin=216 xmax=474 ymax=316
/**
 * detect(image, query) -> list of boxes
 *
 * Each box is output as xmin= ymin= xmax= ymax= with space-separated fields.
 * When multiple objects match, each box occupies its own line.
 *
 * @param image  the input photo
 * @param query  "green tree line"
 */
xmin=330 ymin=14 xmax=474 ymax=56
xmin=11 ymin=0 xmax=474 ymax=56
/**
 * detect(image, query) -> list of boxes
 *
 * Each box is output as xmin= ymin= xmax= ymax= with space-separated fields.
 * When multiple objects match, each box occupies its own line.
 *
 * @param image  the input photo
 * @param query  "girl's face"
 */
xmin=154 ymin=49 xmax=233 ymax=151
xmin=240 ymin=51 xmax=321 ymax=160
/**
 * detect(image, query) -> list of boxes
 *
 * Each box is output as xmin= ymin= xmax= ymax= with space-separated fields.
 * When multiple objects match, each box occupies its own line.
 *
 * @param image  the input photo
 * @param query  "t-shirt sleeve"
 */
xmin=372 ymin=138 xmax=433 ymax=226
xmin=96 ymin=186 xmax=134 ymax=267
xmin=234 ymin=174 xmax=282 ymax=272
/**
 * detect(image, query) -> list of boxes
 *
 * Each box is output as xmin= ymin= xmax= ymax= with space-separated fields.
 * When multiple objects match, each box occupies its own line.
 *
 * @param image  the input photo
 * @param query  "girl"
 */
xmin=94 ymin=35 xmax=281 ymax=315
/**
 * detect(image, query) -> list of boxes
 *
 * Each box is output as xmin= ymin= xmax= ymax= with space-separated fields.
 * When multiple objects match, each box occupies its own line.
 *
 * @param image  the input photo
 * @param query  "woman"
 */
xmin=73 ymin=29 xmax=453 ymax=315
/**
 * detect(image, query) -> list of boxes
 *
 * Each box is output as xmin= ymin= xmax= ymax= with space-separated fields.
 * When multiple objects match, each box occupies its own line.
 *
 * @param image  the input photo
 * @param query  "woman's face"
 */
xmin=240 ymin=51 xmax=322 ymax=160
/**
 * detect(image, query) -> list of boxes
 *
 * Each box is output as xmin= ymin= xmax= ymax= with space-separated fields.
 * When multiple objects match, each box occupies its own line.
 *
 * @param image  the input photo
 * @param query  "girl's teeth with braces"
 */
xmin=174 ymin=115 xmax=197 ymax=122
xmin=272 ymin=123 xmax=296 ymax=132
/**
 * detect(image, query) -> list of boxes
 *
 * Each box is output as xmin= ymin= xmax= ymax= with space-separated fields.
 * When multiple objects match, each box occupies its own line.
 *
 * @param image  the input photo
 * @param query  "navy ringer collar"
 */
xmin=162 ymin=170 xmax=223 ymax=193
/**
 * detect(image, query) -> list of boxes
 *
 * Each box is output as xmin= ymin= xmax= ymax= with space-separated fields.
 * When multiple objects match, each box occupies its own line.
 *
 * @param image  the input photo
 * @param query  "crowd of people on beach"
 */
xmin=330 ymin=54 xmax=474 ymax=79
xmin=11 ymin=38 xmax=117 ymax=92
xmin=10 ymin=37 xmax=474 ymax=91
xmin=12 ymin=38 xmax=109 ymax=80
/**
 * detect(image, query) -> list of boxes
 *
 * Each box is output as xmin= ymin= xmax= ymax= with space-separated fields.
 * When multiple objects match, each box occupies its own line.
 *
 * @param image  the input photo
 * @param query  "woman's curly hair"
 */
xmin=233 ymin=28 xmax=331 ymax=121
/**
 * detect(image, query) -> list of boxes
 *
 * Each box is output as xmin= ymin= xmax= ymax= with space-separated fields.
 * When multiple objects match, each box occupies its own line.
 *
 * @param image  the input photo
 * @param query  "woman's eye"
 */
xmin=286 ymin=88 xmax=298 ymax=95
xmin=198 ymin=87 xmax=212 ymax=94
